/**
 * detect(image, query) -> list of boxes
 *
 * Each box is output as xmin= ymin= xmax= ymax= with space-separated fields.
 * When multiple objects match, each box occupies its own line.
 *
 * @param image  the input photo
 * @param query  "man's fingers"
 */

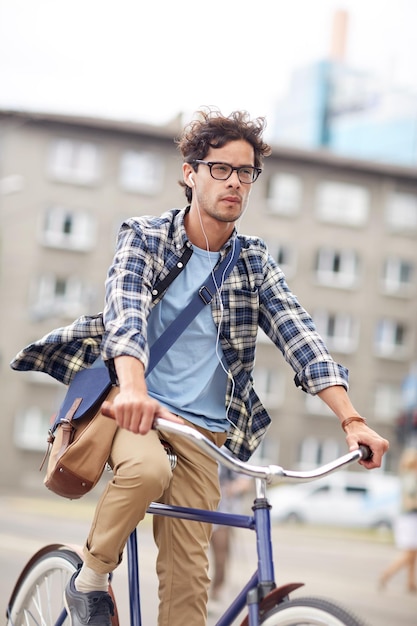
xmin=101 ymin=401 xmax=115 ymax=419
xmin=159 ymin=408 xmax=184 ymax=424
xmin=101 ymin=398 xmax=184 ymax=433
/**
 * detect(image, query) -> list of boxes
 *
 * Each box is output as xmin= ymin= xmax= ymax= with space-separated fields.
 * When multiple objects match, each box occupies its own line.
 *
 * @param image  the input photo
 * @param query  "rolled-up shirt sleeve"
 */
xmin=101 ymin=222 xmax=154 ymax=370
xmin=259 ymin=262 xmax=349 ymax=395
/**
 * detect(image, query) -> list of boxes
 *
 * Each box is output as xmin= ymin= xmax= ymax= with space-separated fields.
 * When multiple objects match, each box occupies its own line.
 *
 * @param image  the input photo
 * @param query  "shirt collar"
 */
xmin=175 ymin=206 xmax=238 ymax=259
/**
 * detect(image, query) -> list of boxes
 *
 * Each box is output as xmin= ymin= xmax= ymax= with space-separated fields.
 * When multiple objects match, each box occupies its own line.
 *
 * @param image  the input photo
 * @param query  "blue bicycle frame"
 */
xmin=117 ymin=421 xmax=368 ymax=626
xmin=127 ymin=490 xmax=275 ymax=626
xmin=6 ymin=422 xmax=368 ymax=626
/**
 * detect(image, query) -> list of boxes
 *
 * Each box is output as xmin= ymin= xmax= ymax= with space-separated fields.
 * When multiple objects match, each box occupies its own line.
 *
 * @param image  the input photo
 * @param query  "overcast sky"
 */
xmin=0 ymin=0 xmax=416 ymax=130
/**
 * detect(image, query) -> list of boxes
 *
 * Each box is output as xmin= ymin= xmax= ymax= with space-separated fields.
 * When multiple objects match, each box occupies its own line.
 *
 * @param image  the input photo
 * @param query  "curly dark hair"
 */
xmin=176 ymin=107 xmax=271 ymax=203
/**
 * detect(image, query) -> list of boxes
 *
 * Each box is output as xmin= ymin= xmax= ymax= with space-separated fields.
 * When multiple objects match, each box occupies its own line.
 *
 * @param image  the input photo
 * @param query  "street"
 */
xmin=1 ymin=489 xmax=415 ymax=625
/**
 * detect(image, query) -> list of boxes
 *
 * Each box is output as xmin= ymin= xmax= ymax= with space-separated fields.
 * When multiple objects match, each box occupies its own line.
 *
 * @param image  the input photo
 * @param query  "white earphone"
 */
xmin=189 ymin=174 xmax=195 ymax=187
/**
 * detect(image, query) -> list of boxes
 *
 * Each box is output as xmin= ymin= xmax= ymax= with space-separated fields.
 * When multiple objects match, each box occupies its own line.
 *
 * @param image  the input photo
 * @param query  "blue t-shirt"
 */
xmin=146 ymin=245 xmax=229 ymax=432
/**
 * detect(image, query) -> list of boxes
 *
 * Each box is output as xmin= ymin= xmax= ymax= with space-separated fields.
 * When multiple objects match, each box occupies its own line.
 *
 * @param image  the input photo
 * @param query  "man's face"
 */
xmin=184 ymin=139 xmax=256 ymax=224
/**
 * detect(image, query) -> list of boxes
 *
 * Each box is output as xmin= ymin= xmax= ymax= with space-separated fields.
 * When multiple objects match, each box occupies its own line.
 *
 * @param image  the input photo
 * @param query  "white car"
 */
xmin=268 ymin=470 xmax=400 ymax=530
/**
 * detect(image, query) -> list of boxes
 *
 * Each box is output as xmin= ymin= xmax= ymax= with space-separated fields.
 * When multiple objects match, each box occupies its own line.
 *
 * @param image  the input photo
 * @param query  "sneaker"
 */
xmin=64 ymin=571 xmax=114 ymax=625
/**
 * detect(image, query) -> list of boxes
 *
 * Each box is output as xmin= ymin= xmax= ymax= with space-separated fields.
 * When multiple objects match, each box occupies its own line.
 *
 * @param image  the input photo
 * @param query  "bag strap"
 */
xmin=151 ymin=245 xmax=193 ymax=302
xmin=40 ymin=397 xmax=83 ymax=470
xmin=147 ymin=238 xmax=241 ymax=375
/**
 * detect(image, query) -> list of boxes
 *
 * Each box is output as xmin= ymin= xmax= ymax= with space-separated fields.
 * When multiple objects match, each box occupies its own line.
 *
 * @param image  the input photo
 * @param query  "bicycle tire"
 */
xmin=259 ymin=596 xmax=367 ymax=626
xmin=6 ymin=547 xmax=81 ymax=626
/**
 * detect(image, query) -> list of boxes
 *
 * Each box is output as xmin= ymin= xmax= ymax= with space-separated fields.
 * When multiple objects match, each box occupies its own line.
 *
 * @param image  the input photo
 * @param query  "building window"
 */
xmin=253 ymin=366 xmax=285 ymax=409
xmin=316 ymin=181 xmax=369 ymax=227
xmin=14 ymin=407 xmax=52 ymax=452
xmin=299 ymin=437 xmax=341 ymax=468
xmin=385 ymin=192 xmax=417 ymax=234
xmin=31 ymin=274 xmax=90 ymax=320
xmin=374 ymin=383 xmax=403 ymax=423
xmin=381 ymin=257 xmax=414 ymax=296
xmin=315 ymin=248 xmax=359 ymax=288
xmin=266 ymin=240 xmax=297 ymax=278
xmin=375 ymin=319 xmax=408 ymax=358
xmin=313 ymin=310 xmax=358 ymax=353
xmin=41 ymin=207 xmax=96 ymax=251
xmin=119 ymin=150 xmax=164 ymax=194
xmin=48 ymin=139 xmax=100 ymax=185
xmin=266 ymin=172 xmax=302 ymax=216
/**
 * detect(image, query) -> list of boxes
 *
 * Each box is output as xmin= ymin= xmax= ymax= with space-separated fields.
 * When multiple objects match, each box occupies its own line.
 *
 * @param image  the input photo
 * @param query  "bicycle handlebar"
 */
xmin=101 ymin=403 xmax=371 ymax=483
xmin=153 ymin=417 xmax=372 ymax=485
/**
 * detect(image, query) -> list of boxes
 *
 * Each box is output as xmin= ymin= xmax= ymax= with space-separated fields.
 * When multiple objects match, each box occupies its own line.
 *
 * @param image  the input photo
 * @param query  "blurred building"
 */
xmin=396 ymin=361 xmax=417 ymax=446
xmin=271 ymin=60 xmax=417 ymax=167
xmin=271 ymin=10 xmax=417 ymax=167
xmin=0 ymin=108 xmax=416 ymax=490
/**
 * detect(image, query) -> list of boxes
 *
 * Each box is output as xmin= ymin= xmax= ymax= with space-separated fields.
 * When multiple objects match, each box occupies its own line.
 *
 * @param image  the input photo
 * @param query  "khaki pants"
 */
xmin=83 ymin=409 xmax=227 ymax=626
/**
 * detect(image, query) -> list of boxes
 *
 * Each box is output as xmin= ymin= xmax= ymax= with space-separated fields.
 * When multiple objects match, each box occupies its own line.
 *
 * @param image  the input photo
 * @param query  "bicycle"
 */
xmin=6 ymin=417 xmax=372 ymax=626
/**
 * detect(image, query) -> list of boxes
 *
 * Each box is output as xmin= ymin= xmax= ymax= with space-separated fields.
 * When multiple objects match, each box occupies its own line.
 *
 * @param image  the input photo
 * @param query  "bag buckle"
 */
xmin=199 ymin=285 xmax=213 ymax=305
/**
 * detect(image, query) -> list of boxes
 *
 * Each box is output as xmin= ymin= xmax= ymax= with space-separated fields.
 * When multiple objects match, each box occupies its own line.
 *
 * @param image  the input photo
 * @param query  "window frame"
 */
xmin=315 ymin=247 xmax=360 ymax=289
xmin=266 ymin=172 xmax=303 ymax=216
xmin=312 ymin=309 xmax=359 ymax=353
xmin=40 ymin=206 xmax=96 ymax=251
xmin=315 ymin=180 xmax=369 ymax=227
xmin=385 ymin=191 xmax=417 ymax=234
xmin=48 ymin=138 xmax=100 ymax=185
xmin=374 ymin=318 xmax=409 ymax=359
xmin=119 ymin=149 xmax=165 ymax=195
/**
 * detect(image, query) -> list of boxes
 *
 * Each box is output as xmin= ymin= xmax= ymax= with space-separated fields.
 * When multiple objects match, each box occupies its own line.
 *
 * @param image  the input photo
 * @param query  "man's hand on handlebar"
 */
xmin=101 ymin=390 xmax=184 ymax=435
xmin=345 ymin=422 xmax=389 ymax=470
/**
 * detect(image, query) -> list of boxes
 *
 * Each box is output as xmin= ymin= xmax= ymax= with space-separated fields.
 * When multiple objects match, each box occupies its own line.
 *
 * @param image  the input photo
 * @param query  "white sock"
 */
xmin=75 ymin=564 xmax=109 ymax=593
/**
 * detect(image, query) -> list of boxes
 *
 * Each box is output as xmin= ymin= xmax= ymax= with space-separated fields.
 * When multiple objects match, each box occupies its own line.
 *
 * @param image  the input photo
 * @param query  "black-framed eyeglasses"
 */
xmin=193 ymin=160 xmax=262 ymax=184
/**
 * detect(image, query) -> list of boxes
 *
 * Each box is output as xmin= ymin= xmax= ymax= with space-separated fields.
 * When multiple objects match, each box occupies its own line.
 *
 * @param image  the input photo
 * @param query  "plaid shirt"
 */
xmin=11 ymin=207 xmax=348 ymax=461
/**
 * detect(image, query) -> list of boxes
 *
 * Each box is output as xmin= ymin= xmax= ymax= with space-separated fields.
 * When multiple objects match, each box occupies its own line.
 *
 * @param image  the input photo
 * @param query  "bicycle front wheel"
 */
xmin=6 ymin=547 xmax=81 ymax=626
xmin=259 ymin=596 xmax=367 ymax=626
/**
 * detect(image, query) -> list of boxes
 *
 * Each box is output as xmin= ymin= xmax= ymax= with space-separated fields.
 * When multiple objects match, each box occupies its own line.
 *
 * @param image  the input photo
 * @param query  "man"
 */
xmin=12 ymin=108 xmax=389 ymax=625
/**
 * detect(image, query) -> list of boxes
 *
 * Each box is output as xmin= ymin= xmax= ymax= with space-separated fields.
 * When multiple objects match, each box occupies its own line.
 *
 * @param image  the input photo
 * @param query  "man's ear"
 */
xmin=183 ymin=163 xmax=194 ymax=188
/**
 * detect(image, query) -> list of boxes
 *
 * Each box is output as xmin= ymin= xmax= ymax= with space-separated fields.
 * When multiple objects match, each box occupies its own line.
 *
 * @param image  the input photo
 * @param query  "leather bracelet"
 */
xmin=341 ymin=416 xmax=367 ymax=432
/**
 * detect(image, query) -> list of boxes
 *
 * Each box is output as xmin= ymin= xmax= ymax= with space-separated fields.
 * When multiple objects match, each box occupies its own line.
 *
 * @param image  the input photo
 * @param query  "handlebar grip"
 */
xmin=358 ymin=444 xmax=373 ymax=461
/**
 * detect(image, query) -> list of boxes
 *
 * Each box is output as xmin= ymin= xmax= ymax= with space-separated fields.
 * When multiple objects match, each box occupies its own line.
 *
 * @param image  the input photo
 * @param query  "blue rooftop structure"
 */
xmin=272 ymin=60 xmax=417 ymax=167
